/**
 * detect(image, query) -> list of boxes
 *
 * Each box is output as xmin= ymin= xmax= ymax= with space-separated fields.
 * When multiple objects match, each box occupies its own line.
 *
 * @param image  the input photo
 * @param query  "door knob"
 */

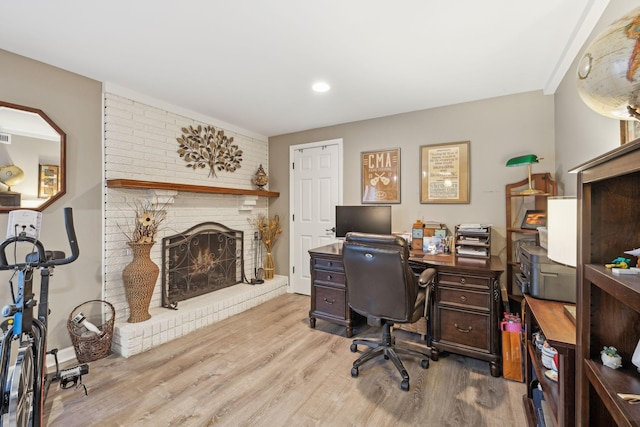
xmin=326 ymin=227 xmax=336 ymax=233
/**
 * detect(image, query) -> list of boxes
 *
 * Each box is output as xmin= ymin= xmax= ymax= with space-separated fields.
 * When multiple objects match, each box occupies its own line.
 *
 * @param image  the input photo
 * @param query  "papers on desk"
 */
xmin=457 ymin=235 xmax=490 ymax=244
xmin=456 ymin=246 xmax=489 ymax=257
xmin=457 ymin=224 xmax=490 ymax=233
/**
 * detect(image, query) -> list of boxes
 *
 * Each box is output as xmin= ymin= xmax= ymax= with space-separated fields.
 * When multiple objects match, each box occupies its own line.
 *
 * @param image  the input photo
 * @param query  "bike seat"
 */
xmin=25 ymin=250 xmax=66 ymax=263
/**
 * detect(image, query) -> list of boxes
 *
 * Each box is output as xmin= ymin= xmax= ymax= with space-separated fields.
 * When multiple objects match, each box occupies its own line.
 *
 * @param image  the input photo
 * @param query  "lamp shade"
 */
xmin=576 ymin=6 xmax=640 ymax=120
xmin=506 ymin=154 xmax=543 ymax=194
xmin=505 ymin=154 xmax=539 ymax=167
xmin=547 ymin=197 xmax=577 ymax=267
xmin=0 ymin=164 xmax=24 ymax=188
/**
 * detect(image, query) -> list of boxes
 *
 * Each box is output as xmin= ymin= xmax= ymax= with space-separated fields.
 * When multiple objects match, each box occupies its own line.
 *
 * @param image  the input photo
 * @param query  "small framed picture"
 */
xmin=38 ymin=164 xmax=59 ymax=198
xmin=521 ymin=210 xmax=546 ymax=230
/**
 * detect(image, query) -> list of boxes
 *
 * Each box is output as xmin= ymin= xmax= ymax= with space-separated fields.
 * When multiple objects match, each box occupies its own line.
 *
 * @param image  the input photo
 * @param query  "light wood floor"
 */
xmin=45 ymin=293 xmax=526 ymax=426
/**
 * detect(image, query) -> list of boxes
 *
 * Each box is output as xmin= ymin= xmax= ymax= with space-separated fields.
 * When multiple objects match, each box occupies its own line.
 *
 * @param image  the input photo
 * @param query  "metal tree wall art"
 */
xmin=177 ymin=125 xmax=243 ymax=178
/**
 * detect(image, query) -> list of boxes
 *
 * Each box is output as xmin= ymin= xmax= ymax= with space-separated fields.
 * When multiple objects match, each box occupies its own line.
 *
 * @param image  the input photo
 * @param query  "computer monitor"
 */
xmin=335 ymin=205 xmax=392 ymax=238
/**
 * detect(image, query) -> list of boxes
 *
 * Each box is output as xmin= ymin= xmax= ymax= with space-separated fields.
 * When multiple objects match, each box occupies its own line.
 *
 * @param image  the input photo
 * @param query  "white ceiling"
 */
xmin=0 ymin=107 xmax=61 ymax=141
xmin=0 ymin=1 xmax=610 ymax=137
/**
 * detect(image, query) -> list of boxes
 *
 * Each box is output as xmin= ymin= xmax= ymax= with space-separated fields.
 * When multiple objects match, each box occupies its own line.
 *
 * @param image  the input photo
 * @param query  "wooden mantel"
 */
xmin=106 ymin=179 xmax=279 ymax=198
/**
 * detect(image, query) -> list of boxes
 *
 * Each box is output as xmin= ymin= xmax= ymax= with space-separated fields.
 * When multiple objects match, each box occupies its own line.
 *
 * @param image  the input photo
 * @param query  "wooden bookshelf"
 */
xmin=572 ymin=139 xmax=640 ymax=426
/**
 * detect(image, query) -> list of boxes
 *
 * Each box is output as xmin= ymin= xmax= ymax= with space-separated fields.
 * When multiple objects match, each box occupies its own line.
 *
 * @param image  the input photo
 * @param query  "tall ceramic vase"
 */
xmin=123 ymin=242 xmax=159 ymax=323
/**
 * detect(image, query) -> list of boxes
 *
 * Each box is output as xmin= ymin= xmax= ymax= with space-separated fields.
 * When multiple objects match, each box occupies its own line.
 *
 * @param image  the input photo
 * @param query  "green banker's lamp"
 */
xmin=505 ymin=154 xmax=543 ymax=195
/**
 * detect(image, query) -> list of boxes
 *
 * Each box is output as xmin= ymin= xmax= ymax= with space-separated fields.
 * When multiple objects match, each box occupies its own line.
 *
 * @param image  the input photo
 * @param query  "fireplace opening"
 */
xmin=162 ymin=222 xmax=245 ymax=308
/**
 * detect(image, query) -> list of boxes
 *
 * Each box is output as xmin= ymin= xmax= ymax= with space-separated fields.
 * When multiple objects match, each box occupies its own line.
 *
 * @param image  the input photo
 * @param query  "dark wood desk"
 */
xmin=308 ymin=242 xmax=504 ymax=376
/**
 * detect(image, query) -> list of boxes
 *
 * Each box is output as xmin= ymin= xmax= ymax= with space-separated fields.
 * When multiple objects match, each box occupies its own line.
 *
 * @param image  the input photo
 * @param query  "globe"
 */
xmin=577 ymin=6 xmax=640 ymax=120
xmin=0 ymin=164 xmax=24 ymax=190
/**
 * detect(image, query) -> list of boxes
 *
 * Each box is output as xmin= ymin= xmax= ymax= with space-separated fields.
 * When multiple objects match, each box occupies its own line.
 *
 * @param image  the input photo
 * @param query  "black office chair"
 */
xmin=342 ymin=232 xmax=436 ymax=391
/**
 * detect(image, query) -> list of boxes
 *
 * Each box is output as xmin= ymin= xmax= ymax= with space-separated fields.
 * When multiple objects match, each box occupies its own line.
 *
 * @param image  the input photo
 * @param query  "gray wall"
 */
xmin=554 ymin=0 xmax=638 ymax=194
xmin=0 ymin=49 xmax=103 ymax=349
xmin=269 ymin=0 xmax=639 ymax=279
xmin=269 ymin=91 xmax=556 ymax=276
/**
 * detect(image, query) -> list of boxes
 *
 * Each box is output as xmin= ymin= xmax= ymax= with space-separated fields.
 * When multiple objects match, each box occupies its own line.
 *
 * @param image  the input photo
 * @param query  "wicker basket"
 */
xmin=67 ymin=300 xmax=115 ymax=363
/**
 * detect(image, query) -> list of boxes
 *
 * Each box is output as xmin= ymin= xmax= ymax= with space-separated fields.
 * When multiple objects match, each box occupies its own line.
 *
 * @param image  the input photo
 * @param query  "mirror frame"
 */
xmin=0 ymin=101 xmax=66 ymax=213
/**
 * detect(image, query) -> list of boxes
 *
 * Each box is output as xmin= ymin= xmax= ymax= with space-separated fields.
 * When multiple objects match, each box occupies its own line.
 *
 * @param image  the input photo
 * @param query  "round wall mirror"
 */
xmin=0 ymin=101 xmax=65 ymax=212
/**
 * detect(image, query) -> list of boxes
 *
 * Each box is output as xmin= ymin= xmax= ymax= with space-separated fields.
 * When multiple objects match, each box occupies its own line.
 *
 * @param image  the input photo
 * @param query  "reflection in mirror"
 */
xmin=0 ymin=101 xmax=65 ymax=212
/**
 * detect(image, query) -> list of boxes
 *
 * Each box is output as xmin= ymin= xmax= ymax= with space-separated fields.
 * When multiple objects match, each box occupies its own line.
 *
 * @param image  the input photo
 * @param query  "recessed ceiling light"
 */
xmin=312 ymin=82 xmax=331 ymax=93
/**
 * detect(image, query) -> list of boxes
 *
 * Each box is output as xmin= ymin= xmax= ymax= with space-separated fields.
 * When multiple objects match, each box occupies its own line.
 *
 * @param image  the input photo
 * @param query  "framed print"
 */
xmin=38 ymin=164 xmax=59 ymax=198
xmin=521 ymin=210 xmax=546 ymax=230
xmin=420 ymin=141 xmax=469 ymax=204
xmin=620 ymin=120 xmax=640 ymax=144
xmin=361 ymin=148 xmax=400 ymax=203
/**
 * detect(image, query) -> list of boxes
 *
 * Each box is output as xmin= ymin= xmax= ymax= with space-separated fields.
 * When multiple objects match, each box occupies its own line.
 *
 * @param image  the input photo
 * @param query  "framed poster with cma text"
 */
xmin=361 ymin=148 xmax=400 ymax=203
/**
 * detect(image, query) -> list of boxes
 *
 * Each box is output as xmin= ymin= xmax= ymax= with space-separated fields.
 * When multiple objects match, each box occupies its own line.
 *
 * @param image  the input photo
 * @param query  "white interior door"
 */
xmin=289 ymin=139 xmax=342 ymax=295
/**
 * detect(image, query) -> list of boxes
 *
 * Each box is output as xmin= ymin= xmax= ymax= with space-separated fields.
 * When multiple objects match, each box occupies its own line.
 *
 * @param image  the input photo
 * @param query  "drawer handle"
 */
xmin=460 ymin=296 xmax=467 ymax=303
xmin=323 ymin=297 xmax=335 ymax=305
xmin=454 ymin=323 xmax=473 ymax=333
xmin=459 ymin=277 xmax=466 ymax=284
xmin=328 ymin=261 xmax=333 ymax=266
xmin=327 ymin=275 xmax=332 ymax=281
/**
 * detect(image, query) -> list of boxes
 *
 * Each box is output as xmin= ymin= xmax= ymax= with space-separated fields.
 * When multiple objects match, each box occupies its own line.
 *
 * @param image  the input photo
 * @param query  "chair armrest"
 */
xmin=417 ymin=268 xmax=436 ymax=319
xmin=418 ymin=268 xmax=436 ymax=288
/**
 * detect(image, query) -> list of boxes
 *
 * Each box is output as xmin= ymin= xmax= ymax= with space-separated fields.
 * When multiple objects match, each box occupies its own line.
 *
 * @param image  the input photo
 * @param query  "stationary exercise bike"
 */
xmin=0 ymin=207 xmax=81 ymax=427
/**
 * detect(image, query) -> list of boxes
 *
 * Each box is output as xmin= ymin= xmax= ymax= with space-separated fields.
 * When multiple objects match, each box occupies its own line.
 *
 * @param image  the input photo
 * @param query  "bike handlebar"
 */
xmin=0 ymin=207 xmax=79 ymax=270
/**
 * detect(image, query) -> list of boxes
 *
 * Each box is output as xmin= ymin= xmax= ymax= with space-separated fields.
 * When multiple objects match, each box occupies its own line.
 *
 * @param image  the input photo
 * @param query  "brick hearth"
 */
xmin=112 ymin=276 xmax=287 ymax=357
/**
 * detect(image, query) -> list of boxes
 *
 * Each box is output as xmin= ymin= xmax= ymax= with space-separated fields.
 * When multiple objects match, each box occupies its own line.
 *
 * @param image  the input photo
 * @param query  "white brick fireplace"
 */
xmin=103 ymin=89 xmax=287 ymax=357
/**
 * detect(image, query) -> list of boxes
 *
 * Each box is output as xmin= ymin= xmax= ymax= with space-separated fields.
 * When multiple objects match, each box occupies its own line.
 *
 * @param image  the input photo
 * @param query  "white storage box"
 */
xmin=537 ymin=227 xmax=548 ymax=250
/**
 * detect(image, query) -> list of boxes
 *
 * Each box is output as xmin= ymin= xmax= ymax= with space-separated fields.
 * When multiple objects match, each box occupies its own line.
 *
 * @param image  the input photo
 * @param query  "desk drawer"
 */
xmin=314 ymin=269 xmax=345 ymax=286
xmin=438 ymin=286 xmax=489 ymax=312
xmin=437 ymin=307 xmax=490 ymax=352
xmin=438 ymin=272 xmax=491 ymax=290
xmin=314 ymin=285 xmax=347 ymax=318
xmin=313 ymin=257 xmax=344 ymax=271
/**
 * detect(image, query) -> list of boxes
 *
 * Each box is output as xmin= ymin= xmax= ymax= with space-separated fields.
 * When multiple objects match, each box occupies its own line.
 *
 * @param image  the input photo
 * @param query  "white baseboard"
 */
xmin=46 ymin=346 xmax=77 ymax=369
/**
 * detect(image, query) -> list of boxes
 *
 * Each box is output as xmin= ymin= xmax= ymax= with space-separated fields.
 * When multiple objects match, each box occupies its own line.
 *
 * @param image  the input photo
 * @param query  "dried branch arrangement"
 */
xmin=177 ymin=125 xmax=243 ymax=178
xmin=121 ymin=200 xmax=169 ymax=244
xmin=249 ymin=214 xmax=283 ymax=252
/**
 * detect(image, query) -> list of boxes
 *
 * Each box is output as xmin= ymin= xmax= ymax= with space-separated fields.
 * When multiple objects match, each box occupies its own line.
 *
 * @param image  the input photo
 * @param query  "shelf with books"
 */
xmin=505 ymin=173 xmax=557 ymax=299
xmin=523 ymin=295 xmax=575 ymax=427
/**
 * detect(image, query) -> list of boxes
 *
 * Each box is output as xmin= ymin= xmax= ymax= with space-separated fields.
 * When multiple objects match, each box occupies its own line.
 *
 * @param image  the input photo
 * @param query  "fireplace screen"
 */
xmin=162 ymin=222 xmax=244 ymax=308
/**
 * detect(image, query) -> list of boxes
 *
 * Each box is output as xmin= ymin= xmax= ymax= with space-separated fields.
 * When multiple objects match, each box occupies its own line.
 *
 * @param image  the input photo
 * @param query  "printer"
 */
xmin=515 ymin=245 xmax=576 ymax=303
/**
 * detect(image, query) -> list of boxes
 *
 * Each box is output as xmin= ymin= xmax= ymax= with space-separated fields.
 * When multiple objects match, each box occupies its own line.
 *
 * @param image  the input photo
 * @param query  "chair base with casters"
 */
xmin=350 ymin=321 xmax=430 ymax=391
